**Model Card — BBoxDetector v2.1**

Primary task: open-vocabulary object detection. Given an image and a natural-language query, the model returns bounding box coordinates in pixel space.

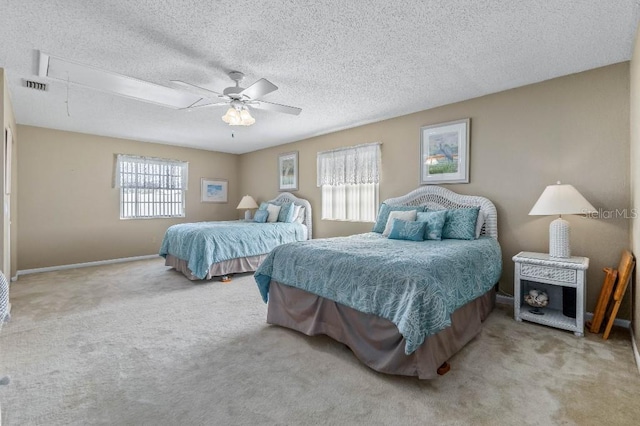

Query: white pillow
[291,204,302,223]
[382,210,417,237]
[295,206,305,224]
[266,203,281,223]
[475,209,485,239]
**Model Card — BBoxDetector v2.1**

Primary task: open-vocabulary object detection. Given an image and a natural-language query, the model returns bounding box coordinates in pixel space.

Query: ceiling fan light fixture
[239,108,255,126]
[222,106,255,126]
[222,107,240,125]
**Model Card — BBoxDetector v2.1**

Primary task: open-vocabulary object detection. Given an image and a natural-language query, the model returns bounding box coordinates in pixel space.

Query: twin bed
[160,192,312,280]
[255,186,502,379]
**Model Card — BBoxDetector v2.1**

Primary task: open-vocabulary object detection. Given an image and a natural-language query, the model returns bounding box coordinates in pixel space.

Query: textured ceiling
[0,1,639,154]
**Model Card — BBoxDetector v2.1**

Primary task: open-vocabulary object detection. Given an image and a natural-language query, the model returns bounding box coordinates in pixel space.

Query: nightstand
[513,251,589,336]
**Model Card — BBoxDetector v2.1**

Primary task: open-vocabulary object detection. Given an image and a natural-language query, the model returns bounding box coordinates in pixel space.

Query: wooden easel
[587,250,634,339]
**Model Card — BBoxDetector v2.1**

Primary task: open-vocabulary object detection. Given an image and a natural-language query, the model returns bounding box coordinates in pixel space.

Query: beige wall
[630,26,640,351]
[17,126,240,270]
[1,69,19,278]
[240,63,631,315]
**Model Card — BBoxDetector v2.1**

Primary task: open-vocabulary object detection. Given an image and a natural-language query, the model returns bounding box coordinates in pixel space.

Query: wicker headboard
[268,192,313,240]
[383,186,498,239]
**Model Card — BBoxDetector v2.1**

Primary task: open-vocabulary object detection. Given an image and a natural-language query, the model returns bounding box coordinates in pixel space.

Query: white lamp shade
[529,183,596,216]
[236,195,259,210]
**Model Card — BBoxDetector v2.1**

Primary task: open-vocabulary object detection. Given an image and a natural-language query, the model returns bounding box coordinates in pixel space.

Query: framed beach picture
[420,118,470,184]
[201,178,228,203]
[278,151,298,191]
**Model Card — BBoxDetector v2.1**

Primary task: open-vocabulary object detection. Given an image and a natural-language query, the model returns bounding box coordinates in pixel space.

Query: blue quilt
[255,233,502,354]
[160,221,306,279]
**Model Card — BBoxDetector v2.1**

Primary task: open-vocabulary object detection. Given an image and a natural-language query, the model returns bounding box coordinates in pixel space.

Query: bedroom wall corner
[16,126,241,270]
[239,63,631,318]
[630,22,640,368]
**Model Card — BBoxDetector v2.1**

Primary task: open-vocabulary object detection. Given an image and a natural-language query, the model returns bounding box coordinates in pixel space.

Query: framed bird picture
[420,118,470,184]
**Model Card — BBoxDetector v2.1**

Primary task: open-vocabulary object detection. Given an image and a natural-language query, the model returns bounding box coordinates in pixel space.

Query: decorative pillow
[475,209,485,239]
[372,204,425,233]
[278,202,296,222]
[295,206,306,224]
[291,204,302,223]
[442,207,480,240]
[258,202,269,211]
[388,219,426,241]
[416,210,447,240]
[382,210,417,237]
[266,203,281,223]
[253,210,269,223]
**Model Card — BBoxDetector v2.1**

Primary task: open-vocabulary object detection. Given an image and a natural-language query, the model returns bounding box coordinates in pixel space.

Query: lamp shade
[529,183,596,216]
[236,195,259,210]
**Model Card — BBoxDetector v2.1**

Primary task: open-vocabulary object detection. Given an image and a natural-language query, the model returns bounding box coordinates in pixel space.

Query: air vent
[23,80,47,91]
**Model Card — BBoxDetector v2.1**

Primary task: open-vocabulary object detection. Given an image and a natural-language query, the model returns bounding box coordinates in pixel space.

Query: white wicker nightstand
[513,252,589,336]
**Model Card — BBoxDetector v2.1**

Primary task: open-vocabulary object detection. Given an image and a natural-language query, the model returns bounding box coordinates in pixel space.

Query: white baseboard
[632,327,640,376]
[494,294,631,329]
[16,254,159,277]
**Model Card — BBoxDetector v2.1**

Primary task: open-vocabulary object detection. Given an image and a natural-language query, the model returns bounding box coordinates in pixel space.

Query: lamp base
[549,217,570,258]
[244,210,252,220]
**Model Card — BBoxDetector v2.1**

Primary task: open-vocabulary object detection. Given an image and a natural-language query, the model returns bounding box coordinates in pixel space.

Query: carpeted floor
[1,258,639,425]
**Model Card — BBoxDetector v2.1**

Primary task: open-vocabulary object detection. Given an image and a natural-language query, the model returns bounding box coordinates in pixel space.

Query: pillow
[278,202,296,222]
[382,210,417,237]
[266,203,281,223]
[253,210,269,223]
[258,202,269,211]
[372,204,425,233]
[475,209,485,239]
[388,219,426,241]
[442,207,480,240]
[291,204,302,223]
[295,206,306,224]
[416,210,447,240]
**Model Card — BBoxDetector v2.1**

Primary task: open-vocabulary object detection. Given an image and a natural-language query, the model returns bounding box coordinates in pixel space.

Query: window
[115,155,188,219]
[317,143,380,222]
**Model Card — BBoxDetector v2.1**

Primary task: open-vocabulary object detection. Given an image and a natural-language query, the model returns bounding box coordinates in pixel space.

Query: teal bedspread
[255,233,502,354]
[160,221,306,279]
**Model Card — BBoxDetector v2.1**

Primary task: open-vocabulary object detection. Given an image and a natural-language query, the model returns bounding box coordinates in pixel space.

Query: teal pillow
[258,202,269,211]
[277,202,296,223]
[372,204,425,233]
[388,219,426,241]
[442,207,480,240]
[254,210,268,223]
[416,210,447,240]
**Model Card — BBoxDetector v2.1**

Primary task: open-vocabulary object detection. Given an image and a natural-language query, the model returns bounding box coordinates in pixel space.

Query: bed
[160,192,312,280]
[254,186,502,379]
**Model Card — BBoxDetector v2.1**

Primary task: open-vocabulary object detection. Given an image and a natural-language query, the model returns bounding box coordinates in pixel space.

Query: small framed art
[201,178,228,203]
[420,118,470,184]
[278,151,298,191]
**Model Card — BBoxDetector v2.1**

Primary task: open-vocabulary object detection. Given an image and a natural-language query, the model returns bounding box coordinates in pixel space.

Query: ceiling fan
[171,71,302,126]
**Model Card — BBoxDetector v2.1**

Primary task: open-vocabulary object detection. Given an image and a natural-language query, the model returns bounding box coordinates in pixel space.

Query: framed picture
[420,118,470,184]
[278,151,298,191]
[201,178,228,203]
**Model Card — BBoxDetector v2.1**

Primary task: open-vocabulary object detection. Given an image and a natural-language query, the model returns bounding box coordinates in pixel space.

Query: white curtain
[115,154,188,190]
[318,143,380,222]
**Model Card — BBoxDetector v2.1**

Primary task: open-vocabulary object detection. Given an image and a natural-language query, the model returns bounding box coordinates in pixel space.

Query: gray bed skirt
[267,281,496,379]
[164,254,267,280]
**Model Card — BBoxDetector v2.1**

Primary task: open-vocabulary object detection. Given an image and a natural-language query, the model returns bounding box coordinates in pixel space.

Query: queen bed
[160,192,312,280]
[255,186,502,379]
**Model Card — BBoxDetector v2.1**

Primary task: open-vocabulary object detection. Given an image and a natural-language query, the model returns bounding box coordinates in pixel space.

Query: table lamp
[237,195,259,220]
[529,182,596,258]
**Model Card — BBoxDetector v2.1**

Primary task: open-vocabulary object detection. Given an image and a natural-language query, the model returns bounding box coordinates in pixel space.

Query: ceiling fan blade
[170,80,228,100]
[179,101,229,111]
[240,78,278,100]
[252,100,302,116]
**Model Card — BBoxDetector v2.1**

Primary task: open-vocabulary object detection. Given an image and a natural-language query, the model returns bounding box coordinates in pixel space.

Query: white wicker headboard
[383,186,498,239]
[268,192,313,240]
